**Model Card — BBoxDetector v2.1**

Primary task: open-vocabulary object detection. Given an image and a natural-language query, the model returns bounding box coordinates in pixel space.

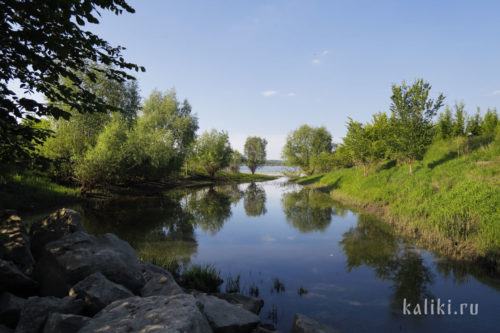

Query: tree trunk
[363,165,367,177]
[408,158,413,175]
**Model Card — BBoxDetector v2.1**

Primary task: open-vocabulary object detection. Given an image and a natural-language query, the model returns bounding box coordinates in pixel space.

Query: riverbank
[0,171,278,212]
[0,208,337,332]
[293,136,500,272]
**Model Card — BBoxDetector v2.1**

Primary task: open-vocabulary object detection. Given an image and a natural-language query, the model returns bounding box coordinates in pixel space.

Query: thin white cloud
[312,59,320,64]
[490,90,500,96]
[261,90,278,97]
[287,92,296,97]
[321,50,329,55]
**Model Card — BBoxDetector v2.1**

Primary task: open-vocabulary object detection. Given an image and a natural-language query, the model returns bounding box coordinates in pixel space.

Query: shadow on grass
[317,176,342,193]
[377,159,397,171]
[427,151,457,169]
[296,175,323,185]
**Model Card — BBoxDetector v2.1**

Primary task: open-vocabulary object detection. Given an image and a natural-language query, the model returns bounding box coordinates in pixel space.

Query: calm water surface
[33,178,500,332]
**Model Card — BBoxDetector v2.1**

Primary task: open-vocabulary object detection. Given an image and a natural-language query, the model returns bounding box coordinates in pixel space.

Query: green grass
[295,134,500,262]
[0,171,80,212]
[180,264,224,293]
[214,171,278,183]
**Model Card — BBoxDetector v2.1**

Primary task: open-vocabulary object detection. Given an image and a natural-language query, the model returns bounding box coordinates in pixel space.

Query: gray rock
[43,313,90,333]
[216,293,264,315]
[141,261,176,281]
[291,314,339,333]
[0,260,38,296]
[140,262,183,297]
[196,294,260,333]
[0,292,25,328]
[0,213,34,274]
[30,209,85,260]
[69,272,134,315]
[79,294,212,333]
[15,296,84,333]
[35,231,145,296]
[252,326,281,333]
[0,324,13,333]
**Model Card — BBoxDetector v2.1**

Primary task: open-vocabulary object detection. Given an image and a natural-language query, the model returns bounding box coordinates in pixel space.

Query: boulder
[252,326,281,333]
[43,313,91,333]
[291,314,339,333]
[196,294,261,333]
[29,209,85,259]
[141,261,176,282]
[0,292,25,328]
[140,262,183,297]
[0,213,34,274]
[216,293,264,315]
[79,294,212,333]
[0,260,38,296]
[15,296,84,333]
[35,231,145,296]
[0,325,13,333]
[69,272,134,316]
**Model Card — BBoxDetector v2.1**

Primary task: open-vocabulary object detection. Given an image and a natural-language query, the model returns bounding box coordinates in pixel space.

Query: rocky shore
[0,208,338,333]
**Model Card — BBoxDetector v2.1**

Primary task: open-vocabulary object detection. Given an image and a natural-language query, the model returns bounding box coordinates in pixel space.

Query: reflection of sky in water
[53,177,500,333]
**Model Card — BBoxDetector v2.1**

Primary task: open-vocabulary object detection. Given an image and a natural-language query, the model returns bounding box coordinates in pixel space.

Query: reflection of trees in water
[244,182,267,217]
[281,188,343,233]
[215,184,244,206]
[187,187,232,235]
[435,260,500,292]
[340,214,435,310]
[76,196,199,266]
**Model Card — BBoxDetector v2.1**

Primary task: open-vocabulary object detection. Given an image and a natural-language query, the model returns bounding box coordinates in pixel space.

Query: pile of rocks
[0,209,338,333]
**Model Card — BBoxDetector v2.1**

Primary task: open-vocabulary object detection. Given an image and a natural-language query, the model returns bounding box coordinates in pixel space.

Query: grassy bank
[294,135,500,266]
[0,171,80,212]
[0,170,277,212]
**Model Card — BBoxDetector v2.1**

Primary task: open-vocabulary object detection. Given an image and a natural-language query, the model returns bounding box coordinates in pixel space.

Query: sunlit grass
[0,171,79,211]
[296,135,500,259]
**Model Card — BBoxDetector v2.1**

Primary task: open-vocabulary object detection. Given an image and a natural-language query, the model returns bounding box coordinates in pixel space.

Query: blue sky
[87,0,500,159]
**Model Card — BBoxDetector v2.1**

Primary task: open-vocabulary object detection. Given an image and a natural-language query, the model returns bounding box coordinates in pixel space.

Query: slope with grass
[295,135,500,267]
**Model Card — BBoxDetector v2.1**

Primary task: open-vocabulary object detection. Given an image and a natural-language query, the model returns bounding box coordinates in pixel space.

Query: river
[31,177,500,332]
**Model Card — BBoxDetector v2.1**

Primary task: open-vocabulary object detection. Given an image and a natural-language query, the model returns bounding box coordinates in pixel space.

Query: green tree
[282,125,333,173]
[482,108,499,136]
[127,89,198,178]
[244,136,267,174]
[466,108,483,136]
[39,70,140,180]
[343,119,371,176]
[194,130,232,177]
[76,114,129,189]
[452,103,466,137]
[229,150,243,174]
[310,151,335,173]
[436,107,453,139]
[367,112,391,161]
[1,0,144,165]
[330,144,354,169]
[389,79,445,175]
